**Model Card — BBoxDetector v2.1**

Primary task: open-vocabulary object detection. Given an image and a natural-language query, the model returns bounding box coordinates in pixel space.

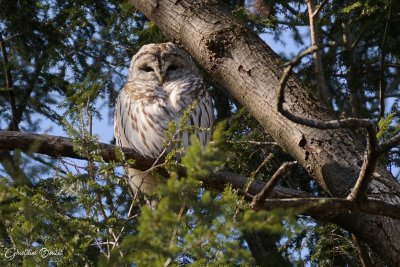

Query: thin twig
[165,200,187,266]
[8,53,45,131]
[234,154,274,216]
[0,34,18,130]
[280,42,336,68]
[113,199,139,249]
[378,0,392,119]
[86,96,93,137]
[224,140,278,146]
[169,200,186,249]
[342,22,362,117]
[305,1,331,106]
[378,133,400,154]
[245,154,274,193]
[250,161,297,210]
[312,0,329,17]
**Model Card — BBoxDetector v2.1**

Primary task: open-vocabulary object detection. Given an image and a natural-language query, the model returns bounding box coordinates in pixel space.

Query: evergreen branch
[1,130,400,220]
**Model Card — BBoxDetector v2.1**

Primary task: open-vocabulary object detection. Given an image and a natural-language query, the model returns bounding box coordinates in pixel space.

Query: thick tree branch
[0,131,155,170]
[1,130,400,221]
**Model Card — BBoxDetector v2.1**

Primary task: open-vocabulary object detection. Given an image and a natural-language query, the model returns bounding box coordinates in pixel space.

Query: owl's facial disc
[129,43,196,86]
[134,55,163,84]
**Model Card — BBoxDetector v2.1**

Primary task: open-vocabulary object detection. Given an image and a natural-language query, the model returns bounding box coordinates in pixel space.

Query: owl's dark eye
[167,65,178,71]
[141,66,154,72]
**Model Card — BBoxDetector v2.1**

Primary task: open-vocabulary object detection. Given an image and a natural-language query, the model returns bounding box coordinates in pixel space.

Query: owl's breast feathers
[115,76,211,158]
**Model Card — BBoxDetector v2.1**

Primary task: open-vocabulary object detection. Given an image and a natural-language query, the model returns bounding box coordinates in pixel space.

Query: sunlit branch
[277,42,378,203]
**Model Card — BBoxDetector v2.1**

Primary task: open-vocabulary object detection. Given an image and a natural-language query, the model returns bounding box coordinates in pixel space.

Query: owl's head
[128,42,199,85]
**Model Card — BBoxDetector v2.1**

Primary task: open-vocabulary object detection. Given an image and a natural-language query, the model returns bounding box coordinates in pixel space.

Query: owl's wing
[114,83,171,158]
[190,90,213,146]
[167,77,213,147]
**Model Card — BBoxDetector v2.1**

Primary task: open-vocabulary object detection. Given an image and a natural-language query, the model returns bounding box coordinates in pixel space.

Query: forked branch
[277,42,399,204]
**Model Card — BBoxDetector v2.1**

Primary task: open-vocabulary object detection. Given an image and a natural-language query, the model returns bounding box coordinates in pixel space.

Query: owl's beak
[157,72,165,85]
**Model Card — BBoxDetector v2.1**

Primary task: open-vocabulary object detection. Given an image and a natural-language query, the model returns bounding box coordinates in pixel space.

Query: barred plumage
[114,43,213,194]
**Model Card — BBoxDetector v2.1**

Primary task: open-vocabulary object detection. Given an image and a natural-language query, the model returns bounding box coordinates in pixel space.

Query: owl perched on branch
[114,42,213,194]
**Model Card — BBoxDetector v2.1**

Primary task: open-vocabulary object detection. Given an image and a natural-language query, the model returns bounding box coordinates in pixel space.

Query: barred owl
[114,42,213,194]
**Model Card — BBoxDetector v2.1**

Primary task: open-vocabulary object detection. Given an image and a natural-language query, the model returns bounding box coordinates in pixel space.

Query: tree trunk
[130,0,400,265]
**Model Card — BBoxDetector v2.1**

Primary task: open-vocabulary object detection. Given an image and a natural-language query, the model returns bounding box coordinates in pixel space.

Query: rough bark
[0,131,304,198]
[0,131,155,170]
[130,0,400,264]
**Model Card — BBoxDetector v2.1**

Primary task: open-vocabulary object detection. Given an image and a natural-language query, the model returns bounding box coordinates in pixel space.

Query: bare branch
[277,43,378,203]
[0,130,155,170]
[224,140,278,146]
[305,0,331,107]
[379,0,393,119]
[312,0,329,17]
[378,133,400,154]
[250,161,297,210]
